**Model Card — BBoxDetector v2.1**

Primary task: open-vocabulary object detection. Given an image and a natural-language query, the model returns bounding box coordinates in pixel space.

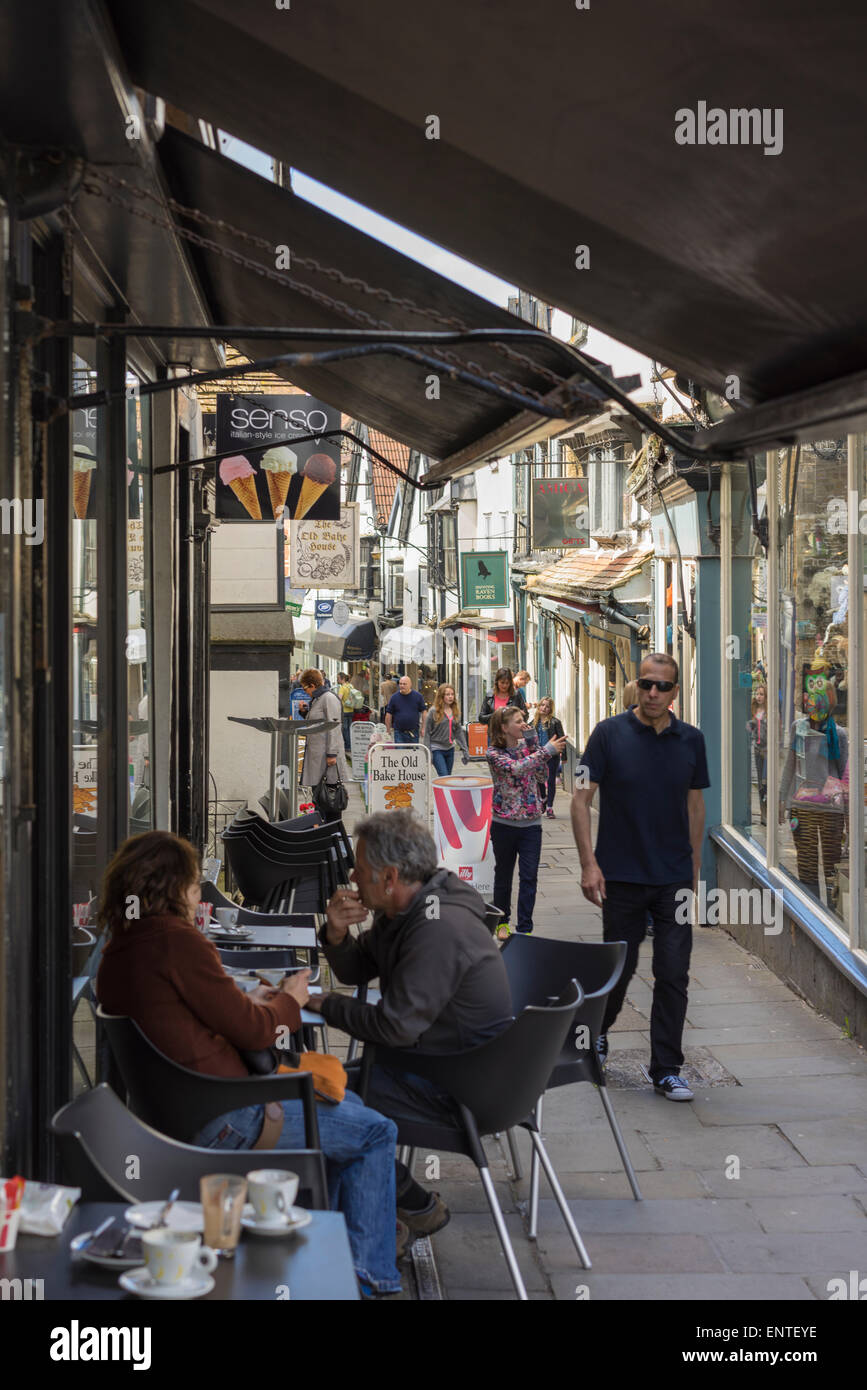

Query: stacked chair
[221,810,353,914]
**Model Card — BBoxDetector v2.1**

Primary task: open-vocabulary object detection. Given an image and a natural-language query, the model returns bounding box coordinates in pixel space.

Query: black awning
[155,127,624,468]
[109,0,867,443]
[312,620,377,662]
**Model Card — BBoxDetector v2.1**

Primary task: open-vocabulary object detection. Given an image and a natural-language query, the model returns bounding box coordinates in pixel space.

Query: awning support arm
[48,322,739,465]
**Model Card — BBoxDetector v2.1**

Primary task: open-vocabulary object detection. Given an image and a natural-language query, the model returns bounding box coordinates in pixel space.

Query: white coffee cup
[246,1169,299,1224]
[215,907,239,928]
[141,1228,218,1286]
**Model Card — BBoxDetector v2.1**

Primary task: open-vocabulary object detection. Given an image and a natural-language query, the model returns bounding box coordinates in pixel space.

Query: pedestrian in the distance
[299,668,349,820]
[622,680,639,709]
[571,653,709,1101]
[486,706,565,938]
[479,668,526,724]
[385,675,426,745]
[423,684,469,775]
[379,673,398,724]
[534,697,566,817]
[337,671,355,752]
[514,669,535,711]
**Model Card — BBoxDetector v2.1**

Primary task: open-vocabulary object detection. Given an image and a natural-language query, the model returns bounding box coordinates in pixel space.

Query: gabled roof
[526,545,652,601]
[366,430,408,528]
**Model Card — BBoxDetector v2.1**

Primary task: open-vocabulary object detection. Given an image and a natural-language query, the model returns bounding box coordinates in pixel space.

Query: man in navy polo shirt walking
[571,653,709,1101]
[385,674,427,745]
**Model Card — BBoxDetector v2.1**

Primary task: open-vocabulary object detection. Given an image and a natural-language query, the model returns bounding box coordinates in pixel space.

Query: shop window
[440,513,458,588]
[387,559,404,612]
[734,460,768,851]
[775,440,850,926]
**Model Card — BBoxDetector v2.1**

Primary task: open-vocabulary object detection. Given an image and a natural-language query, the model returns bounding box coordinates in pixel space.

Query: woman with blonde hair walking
[534,697,566,817]
[422,683,469,776]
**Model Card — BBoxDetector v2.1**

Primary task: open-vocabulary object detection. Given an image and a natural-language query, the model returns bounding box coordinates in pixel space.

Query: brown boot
[397,1192,451,1237]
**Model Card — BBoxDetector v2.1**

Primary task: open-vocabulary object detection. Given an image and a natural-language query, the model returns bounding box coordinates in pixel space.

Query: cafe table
[3,1202,359,1300]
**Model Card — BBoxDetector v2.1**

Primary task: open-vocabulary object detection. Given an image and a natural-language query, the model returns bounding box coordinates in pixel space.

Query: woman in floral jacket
[485,706,565,937]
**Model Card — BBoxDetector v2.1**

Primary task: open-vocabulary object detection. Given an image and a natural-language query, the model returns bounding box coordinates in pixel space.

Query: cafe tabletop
[212,923,320,949]
[3,1202,359,1301]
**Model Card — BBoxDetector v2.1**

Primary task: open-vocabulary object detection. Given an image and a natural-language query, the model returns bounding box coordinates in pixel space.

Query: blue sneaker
[653,1074,694,1101]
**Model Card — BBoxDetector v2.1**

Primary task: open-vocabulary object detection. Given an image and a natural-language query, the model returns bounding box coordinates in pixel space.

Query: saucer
[241,1204,312,1236]
[119,1267,214,1300]
[71,1230,143,1270]
[124,1201,203,1232]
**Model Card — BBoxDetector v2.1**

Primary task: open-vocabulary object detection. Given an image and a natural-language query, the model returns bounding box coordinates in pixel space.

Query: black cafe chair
[500,936,643,1227]
[222,832,332,914]
[96,1006,321,1150]
[355,980,589,1300]
[224,813,350,890]
[52,1084,329,1209]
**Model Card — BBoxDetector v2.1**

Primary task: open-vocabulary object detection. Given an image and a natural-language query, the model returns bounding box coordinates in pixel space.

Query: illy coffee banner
[216,394,342,522]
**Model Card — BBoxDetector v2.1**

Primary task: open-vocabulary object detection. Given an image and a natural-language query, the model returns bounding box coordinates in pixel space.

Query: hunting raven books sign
[216,394,341,522]
[530,476,589,549]
[460,551,509,608]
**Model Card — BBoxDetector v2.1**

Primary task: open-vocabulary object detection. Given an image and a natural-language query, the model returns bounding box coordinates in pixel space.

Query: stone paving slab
[638,1124,808,1170]
[709,1231,867,1275]
[745,1195,867,1233]
[430,1213,551,1292]
[533,1196,764,1235]
[776,1118,867,1166]
[550,1272,816,1300]
[690,1075,867,1125]
[514,1168,707,1201]
[698,1164,867,1199]
[537,1230,728,1273]
[702,1041,867,1081]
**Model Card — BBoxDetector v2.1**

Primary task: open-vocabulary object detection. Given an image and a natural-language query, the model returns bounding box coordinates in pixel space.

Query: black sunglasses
[637,677,676,693]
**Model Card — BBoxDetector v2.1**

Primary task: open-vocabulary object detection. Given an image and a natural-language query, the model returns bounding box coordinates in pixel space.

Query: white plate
[241,1204,312,1236]
[70,1230,143,1270]
[124,1202,203,1233]
[119,1267,214,1301]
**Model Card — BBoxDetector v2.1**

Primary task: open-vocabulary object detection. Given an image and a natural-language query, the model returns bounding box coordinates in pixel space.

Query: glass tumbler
[200,1174,247,1259]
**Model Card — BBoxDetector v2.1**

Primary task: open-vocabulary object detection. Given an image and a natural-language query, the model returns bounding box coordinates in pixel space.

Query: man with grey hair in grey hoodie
[305,810,513,1240]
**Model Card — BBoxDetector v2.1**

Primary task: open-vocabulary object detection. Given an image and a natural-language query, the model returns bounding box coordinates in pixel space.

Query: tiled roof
[367,430,409,527]
[525,544,651,600]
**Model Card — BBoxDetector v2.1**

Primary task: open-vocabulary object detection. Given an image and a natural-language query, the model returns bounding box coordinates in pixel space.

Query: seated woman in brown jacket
[96,830,400,1297]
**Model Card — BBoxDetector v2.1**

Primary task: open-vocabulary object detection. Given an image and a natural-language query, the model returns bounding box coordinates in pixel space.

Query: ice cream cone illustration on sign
[219,454,262,520]
[260,445,297,519]
[296,453,337,519]
[73,444,97,518]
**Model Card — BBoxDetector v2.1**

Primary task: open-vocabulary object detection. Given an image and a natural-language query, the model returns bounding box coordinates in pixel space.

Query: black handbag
[312,771,348,820]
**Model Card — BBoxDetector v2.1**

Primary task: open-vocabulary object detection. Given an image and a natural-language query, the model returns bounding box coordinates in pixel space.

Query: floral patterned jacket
[485,736,556,821]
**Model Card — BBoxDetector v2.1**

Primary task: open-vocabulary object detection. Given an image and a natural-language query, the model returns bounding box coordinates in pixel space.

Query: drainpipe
[598,597,645,636]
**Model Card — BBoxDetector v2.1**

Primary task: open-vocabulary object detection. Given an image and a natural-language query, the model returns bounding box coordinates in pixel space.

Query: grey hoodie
[319,868,513,1051]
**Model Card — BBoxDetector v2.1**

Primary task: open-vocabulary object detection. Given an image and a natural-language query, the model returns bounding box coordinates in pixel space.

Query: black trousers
[601,879,692,1083]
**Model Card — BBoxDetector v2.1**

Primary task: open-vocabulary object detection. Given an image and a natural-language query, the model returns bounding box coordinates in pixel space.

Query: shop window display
[776,440,850,923]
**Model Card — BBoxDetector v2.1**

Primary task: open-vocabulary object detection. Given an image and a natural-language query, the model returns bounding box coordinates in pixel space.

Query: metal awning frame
[44,320,867,478]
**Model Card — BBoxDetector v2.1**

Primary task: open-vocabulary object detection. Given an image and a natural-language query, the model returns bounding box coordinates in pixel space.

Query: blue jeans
[194,1091,400,1293]
[490,821,543,933]
[431,748,454,777]
[394,729,418,744]
[341,712,353,751]
[545,756,560,809]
